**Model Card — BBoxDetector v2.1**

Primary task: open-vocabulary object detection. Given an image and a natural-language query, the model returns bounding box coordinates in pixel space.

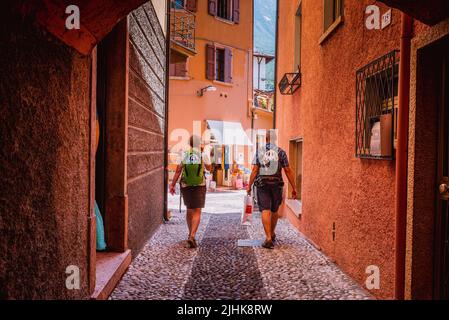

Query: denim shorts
[256,184,284,212]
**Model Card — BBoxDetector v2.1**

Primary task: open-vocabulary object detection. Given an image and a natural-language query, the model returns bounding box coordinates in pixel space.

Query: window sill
[286,199,302,217]
[213,80,233,87]
[170,76,191,81]
[215,16,235,25]
[252,106,274,114]
[318,15,344,45]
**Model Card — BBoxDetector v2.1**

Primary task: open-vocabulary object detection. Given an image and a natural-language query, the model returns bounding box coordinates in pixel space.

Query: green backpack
[182,150,204,186]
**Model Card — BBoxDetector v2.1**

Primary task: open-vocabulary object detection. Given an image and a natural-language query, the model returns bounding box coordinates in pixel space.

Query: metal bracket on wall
[278,69,302,95]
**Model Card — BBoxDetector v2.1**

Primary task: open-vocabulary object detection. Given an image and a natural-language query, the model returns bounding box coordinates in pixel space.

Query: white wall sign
[381,9,392,29]
[365,5,392,30]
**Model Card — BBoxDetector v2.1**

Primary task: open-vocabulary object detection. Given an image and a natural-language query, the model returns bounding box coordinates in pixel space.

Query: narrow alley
[111,191,372,300]
[2,0,449,304]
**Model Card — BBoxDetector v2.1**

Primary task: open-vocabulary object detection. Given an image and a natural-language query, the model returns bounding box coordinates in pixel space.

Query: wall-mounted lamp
[197,85,217,97]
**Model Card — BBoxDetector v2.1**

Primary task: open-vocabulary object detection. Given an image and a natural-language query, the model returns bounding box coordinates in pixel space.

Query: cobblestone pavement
[111,191,373,300]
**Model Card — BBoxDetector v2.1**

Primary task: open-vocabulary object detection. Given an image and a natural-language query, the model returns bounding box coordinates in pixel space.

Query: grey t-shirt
[252,143,289,186]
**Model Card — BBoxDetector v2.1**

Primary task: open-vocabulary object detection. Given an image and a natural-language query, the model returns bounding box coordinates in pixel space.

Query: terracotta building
[0,0,169,299]
[276,0,449,299]
[168,0,272,186]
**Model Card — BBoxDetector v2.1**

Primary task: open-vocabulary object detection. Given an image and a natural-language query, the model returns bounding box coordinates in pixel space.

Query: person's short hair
[266,129,278,142]
[189,135,201,148]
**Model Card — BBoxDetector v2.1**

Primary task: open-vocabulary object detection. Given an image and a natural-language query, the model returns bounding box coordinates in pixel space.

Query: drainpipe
[394,13,413,300]
[273,0,280,129]
[163,0,171,221]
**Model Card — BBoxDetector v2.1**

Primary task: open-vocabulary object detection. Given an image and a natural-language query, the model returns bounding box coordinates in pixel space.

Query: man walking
[247,130,297,249]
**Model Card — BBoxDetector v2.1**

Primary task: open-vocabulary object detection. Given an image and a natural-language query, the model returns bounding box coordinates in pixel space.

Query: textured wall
[127,2,167,255]
[277,0,403,299]
[0,11,91,299]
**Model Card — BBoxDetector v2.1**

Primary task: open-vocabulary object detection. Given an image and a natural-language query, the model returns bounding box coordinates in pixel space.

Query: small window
[206,44,233,83]
[172,0,185,9]
[324,0,343,31]
[294,3,302,70]
[356,50,399,159]
[208,0,240,24]
[172,0,197,12]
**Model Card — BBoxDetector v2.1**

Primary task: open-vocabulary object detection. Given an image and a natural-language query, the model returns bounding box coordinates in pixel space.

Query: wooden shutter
[208,0,217,16]
[170,62,187,77]
[186,0,198,12]
[224,47,232,83]
[176,62,187,77]
[233,0,240,23]
[324,0,335,30]
[206,44,216,80]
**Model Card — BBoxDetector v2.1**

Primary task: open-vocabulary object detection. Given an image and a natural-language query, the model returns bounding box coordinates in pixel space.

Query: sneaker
[272,234,276,243]
[262,239,274,249]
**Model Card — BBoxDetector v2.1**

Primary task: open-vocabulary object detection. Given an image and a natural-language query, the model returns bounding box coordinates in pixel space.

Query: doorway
[435,52,449,300]
[90,19,131,299]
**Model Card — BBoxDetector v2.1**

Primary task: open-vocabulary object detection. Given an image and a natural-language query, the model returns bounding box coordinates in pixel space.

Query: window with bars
[356,50,399,159]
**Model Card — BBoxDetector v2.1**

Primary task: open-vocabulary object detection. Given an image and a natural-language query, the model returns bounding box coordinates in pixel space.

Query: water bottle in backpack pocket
[182,149,204,187]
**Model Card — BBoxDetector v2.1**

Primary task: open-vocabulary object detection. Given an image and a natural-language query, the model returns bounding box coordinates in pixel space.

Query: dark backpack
[255,147,284,188]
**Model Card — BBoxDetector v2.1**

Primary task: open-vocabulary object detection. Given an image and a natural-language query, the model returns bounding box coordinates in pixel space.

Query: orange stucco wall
[275,0,432,299]
[169,0,255,166]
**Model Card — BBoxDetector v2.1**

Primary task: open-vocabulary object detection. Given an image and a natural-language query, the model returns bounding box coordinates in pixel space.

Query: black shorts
[256,185,284,213]
[181,186,206,209]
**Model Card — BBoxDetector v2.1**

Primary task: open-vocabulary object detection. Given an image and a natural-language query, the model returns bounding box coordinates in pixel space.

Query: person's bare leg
[261,210,273,241]
[271,211,279,239]
[189,208,202,238]
[186,209,193,236]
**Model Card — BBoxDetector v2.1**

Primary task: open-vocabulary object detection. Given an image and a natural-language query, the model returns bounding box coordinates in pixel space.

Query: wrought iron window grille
[356,50,400,160]
[278,68,302,95]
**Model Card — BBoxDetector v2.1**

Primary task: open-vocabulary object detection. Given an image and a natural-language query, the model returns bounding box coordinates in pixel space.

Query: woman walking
[170,136,212,248]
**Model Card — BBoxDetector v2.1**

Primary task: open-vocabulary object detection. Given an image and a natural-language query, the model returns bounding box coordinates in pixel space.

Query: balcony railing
[170,0,196,53]
[278,69,302,95]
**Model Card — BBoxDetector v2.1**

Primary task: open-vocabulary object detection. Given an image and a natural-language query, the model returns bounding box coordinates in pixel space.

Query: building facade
[168,0,263,187]
[0,0,168,299]
[276,0,449,299]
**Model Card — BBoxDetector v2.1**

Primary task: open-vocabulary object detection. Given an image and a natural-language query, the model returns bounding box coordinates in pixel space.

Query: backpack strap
[183,151,190,177]
[197,151,203,176]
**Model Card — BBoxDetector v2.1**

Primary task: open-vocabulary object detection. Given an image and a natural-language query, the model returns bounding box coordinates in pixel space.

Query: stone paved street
[111,191,373,300]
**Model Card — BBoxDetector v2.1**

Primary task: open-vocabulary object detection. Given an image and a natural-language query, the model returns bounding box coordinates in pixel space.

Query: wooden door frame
[434,51,449,300]
[88,18,130,295]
